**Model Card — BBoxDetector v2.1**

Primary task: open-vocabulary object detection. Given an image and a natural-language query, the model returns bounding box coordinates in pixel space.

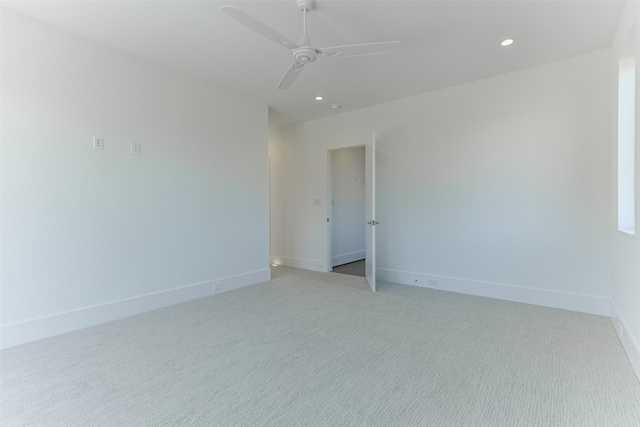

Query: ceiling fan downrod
[294,0,316,64]
[298,0,313,39]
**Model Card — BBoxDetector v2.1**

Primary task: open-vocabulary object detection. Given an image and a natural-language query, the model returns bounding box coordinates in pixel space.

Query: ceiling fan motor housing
[294,45,317,64]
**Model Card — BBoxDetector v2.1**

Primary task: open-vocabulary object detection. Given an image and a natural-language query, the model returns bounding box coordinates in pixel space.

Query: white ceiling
[2,0,625,126]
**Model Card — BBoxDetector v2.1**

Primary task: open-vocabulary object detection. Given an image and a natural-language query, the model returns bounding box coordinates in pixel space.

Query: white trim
[332,251,366,268]
[611,301,640,381]
[613,1,639,55]
[377,268,610,316]
[327,149,333,274]
[0,269,271,349]
[270,255,325,271]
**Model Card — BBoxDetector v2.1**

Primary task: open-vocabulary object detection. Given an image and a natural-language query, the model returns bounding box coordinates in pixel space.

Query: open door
[365,132,376,292]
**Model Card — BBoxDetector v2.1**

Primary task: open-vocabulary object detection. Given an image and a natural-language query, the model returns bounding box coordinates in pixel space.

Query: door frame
[364,132,376,291]
[326,144,366,273]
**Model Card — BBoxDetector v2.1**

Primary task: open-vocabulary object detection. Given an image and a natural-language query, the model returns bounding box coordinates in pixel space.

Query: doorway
[329,147,366,277]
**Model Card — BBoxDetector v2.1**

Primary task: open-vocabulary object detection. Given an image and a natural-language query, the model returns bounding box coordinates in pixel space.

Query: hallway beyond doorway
[332,259,365,277]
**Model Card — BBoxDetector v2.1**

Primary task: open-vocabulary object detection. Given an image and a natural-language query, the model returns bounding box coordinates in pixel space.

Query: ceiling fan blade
[221,5,298,50]
[278,62,305,90]
[320,41,401,58]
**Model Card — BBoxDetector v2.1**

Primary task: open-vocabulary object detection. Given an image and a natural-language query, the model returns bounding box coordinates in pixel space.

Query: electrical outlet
[213,282,223,292]
[427,278,438,287]
[93,137,104,150]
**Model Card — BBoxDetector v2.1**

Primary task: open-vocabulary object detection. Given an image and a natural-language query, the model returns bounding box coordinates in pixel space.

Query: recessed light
[315,96,323,101]
[330,104,341,110]
[501,38,515,47]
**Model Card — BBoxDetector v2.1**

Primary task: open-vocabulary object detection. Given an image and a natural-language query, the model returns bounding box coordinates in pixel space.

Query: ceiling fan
[221,0,401,89]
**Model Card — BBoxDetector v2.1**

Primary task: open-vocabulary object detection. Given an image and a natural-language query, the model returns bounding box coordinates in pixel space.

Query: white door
[365,132,376,292]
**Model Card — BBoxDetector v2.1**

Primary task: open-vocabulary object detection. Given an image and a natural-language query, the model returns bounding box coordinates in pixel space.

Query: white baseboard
[332,251,365,267]
[0,269,271,349]
[610,301,640,381]
[271,255,325,272]
[377,268,610,316]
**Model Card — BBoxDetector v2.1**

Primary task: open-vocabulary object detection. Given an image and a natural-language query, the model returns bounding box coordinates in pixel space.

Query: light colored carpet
[2,266,639,426]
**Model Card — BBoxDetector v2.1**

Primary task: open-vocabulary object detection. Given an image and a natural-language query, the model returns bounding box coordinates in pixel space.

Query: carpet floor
[2,266,639,426]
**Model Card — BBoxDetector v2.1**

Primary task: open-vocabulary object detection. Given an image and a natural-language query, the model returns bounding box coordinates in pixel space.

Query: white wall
[1,10,270,348]
[269,120,299,268]
[330,147,365,267]
[611,0,640,380]
[271,49,613,316]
